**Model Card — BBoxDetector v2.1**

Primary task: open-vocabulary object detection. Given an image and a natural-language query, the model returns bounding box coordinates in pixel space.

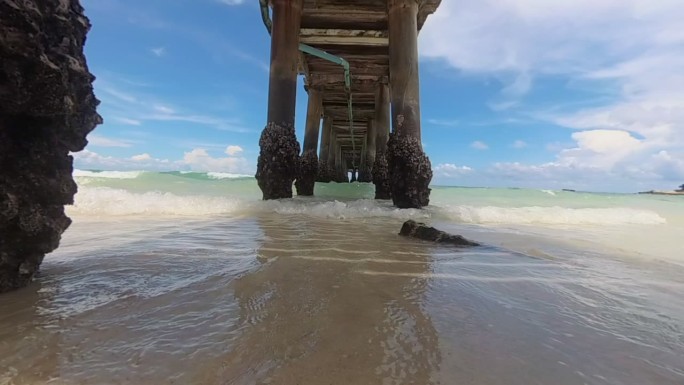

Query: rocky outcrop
[399,220,480,247]
[372,150,391,200]
[387,133,432,208]
[295,149,317,196]
[255,123,300,199]
[0,0,102,292]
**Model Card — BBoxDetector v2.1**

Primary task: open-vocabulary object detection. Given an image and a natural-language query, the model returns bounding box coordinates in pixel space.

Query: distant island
[638,184,684,195]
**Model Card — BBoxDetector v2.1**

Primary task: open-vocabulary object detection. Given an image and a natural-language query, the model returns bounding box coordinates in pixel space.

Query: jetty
[256,0,441,208]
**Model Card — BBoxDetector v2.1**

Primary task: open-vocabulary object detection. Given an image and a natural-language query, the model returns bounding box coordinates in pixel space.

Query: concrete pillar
[295,88,322,196]
[317,116,332,182]
[334,143,342,182]
[387,0,432,208]
[359,119,376,182]
[373,82,391,199]
[256,0,303,200]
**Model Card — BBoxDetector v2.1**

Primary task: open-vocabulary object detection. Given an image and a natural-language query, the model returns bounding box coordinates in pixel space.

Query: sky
[75,0,684,192]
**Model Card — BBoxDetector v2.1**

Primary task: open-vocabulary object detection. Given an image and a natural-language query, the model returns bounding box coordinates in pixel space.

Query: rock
[399,220,480,247]
[387,132,432,208]
[372,150,391,200]
[295,149,318,196]
[0,0,102,293]
[255,122,300,199]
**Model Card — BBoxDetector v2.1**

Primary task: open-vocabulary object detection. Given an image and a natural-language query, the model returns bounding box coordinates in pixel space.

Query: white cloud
[225,145,243,156]
[471,141,489,150]
[73,148,252,174]
[182,148,249,173]
[87,134,135,148]
[434,164,473,178]
[151,47,166,57]
[217,0,244,4]
[131,153,152,161]
[421,0,684,189]
[114,117,142,126]
[511,140,527,149]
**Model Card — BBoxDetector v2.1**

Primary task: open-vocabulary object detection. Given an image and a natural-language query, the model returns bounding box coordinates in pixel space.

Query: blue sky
[76,0,684,192]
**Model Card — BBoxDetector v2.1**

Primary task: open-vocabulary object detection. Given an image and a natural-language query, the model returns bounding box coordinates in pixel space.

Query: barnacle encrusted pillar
[295,88,322,196]
[387,0,432,208]
[373,82,391,199]
[317,116,332,182]
[256,0,303,199]
[0,0,102,292]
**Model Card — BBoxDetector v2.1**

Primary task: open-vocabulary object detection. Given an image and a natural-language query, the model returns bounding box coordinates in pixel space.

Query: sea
[1,170,683,384]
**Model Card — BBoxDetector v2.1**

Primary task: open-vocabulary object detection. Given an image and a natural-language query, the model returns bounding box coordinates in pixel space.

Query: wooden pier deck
[299,0,441,171]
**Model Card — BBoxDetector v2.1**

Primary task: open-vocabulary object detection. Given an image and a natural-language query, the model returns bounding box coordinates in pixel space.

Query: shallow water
[2,213,684,384]
[1,173,684,384]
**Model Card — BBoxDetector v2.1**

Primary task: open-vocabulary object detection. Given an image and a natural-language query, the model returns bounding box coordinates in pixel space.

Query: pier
[256,0,441,208]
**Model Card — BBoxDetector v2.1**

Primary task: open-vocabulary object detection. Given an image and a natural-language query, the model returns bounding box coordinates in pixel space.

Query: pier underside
[257,0,439,207]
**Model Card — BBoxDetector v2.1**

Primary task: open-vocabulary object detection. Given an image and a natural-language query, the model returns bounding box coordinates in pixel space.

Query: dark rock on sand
[0,0,102,292]
[399,220,480,247]
[256,122,300,199]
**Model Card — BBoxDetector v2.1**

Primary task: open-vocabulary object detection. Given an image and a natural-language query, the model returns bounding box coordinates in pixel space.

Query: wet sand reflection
[210,216,442,385]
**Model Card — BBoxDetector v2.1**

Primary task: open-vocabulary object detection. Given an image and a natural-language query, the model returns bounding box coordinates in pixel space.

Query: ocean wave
[207,172,253,180]
[67,186,667,226]
[438,205,667,225]
[265,199,429,220]
[68,187,245,216]
[73,170,144,179]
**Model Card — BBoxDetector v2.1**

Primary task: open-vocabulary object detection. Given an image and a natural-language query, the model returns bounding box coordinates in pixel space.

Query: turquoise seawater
[1,169,682,384]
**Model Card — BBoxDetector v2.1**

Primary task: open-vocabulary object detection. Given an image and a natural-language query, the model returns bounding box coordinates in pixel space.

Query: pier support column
[359,119,376,182]
[328,130,338,182]
[387,0,432,208]
[317,116,333,182]
[373,82,392,199]
[256,0,303,200]
[295,88,322,196]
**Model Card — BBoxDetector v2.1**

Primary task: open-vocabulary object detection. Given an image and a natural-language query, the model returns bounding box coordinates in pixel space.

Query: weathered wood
[267,0,303,126]
[319,116,332,162]
[303,88,322,152]
[388,0,421,140]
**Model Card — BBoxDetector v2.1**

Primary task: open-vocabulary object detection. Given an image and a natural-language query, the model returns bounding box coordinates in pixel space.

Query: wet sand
[1,215,683,384]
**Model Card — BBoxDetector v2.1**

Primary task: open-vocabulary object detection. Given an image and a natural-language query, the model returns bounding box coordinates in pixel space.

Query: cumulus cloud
[471,141,489,150]
[182,148,248,173]
[131,153,152,161]
[225,145,243,156]
[421,0,684,189]
[434,164,473,178]
[73,146,251,174]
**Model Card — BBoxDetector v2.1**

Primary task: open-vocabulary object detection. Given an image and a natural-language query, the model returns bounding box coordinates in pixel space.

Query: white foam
[207,172,253,180]
[68,187,245,216]
[264,199,430,220]
[74,170,144,179]
[438,205,667,225]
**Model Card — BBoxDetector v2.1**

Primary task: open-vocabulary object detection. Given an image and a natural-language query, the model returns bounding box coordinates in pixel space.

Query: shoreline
[638,190,684,196]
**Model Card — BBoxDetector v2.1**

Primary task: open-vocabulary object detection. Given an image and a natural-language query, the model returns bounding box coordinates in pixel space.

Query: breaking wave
[68,186,667,226]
